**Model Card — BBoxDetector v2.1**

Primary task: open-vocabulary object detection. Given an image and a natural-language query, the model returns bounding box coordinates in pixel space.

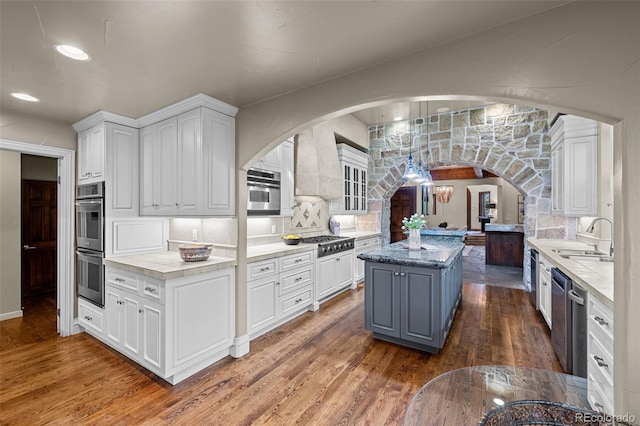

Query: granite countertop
[485,224,524,233]
[420,229,467,238]
[104,251,237,281]
[357,236,464,269]
[340,230,381,239]
[528,238,613,309]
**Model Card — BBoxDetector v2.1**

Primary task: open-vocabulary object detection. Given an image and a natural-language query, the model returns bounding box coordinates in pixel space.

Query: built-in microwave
[247,168,281,216]
[76,182,104,252]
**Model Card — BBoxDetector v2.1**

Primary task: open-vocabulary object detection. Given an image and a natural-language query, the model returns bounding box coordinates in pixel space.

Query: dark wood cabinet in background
[485,231,524,267]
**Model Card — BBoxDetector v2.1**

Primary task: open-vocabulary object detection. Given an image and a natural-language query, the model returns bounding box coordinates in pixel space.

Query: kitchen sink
[552,249,605,256]
[559,254,614,263]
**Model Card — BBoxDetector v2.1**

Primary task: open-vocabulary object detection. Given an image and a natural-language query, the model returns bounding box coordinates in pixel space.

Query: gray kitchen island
[357,237,464,353]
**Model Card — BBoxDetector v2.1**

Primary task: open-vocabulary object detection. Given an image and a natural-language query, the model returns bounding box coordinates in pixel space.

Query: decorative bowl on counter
[282,235,301,245]
[178,244,213,262]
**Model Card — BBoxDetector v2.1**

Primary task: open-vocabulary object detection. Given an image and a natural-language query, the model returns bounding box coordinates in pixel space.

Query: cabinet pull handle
[400,272,406,277]
[593,355,608,369]
[175,203,180,208]
[276,282,280,286]
[594,402,604,411]
[294,259,302,263]
[594,316,609,327]
[336,258,341,261]
[145,287,157,294]
[259,267,270,272]
[295,277,303,282]
[139,309,143,314]
[115,278,125,283]
[295,298,303,303]
[393,272,400,276]
[84,315,92,321]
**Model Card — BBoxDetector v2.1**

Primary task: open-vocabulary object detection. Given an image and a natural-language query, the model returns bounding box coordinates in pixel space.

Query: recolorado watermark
[575,412,636,424]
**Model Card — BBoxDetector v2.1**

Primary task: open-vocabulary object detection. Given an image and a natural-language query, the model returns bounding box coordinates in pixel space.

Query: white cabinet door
[551,142,564,215]
[106,123,138,214]
[176,109,201,214]
[317,255,337,299]
[78,124,105,184]
[280,140,295,216]
[258,145,281,172]
[122,294,142,361]
[538,256,552,329]
[248,275,279,334]
[201,107,235,215]
[139,125,157,215]
[335,251,354,288]
[141,300,163,372]
[105,286,123,346]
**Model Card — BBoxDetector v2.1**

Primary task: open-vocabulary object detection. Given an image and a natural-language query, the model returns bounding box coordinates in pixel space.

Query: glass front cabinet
[330,144,369,215]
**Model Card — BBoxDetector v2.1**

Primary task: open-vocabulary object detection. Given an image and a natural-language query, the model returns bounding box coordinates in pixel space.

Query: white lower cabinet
[79,265,235,384]
[537,254,552,329]
[317,251,354,301]
[247,250,315,338]
[587,296,614,414]
[354,235,381,284]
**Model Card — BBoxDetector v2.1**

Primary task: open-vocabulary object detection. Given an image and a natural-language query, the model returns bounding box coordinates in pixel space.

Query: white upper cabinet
[549,115,598,217]
[254,145,282,172]
[105,123,139,215]
[140,106,235,216]
[330,143,369,215]
[78,124,105,184]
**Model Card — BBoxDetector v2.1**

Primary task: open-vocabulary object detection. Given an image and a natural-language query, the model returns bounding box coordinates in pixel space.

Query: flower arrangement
[402,213,428,230]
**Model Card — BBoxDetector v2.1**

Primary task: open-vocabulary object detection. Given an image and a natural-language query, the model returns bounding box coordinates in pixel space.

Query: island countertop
[357,236,464,268]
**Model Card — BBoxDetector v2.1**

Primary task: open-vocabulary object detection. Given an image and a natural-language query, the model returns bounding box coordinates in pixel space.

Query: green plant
[402,213,427,230]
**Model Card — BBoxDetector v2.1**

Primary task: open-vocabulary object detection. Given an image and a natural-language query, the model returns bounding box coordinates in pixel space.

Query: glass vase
[408,228,421,250]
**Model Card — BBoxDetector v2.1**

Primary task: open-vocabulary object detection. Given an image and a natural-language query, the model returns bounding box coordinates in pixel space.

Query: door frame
[0,139,76,337]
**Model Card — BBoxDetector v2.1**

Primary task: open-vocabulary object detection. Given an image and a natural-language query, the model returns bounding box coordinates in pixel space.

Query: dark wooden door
[22,180,57,299]
[390,187,416,243]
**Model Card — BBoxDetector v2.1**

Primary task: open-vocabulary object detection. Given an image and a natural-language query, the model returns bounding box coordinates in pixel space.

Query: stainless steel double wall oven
[76,182,105,307]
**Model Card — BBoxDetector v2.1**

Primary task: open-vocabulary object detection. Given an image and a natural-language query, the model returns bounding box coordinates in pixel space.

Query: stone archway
[361,103,575,246]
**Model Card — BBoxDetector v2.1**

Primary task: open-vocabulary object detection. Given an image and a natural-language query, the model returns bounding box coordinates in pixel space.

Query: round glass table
[404,366,593,425]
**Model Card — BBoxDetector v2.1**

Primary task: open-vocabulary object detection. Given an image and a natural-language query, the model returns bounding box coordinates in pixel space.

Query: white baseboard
[0,310,23,321]
[230,334,250,358]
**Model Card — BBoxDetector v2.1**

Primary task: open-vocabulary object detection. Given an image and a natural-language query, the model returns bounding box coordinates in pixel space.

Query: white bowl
[178,244,213,262]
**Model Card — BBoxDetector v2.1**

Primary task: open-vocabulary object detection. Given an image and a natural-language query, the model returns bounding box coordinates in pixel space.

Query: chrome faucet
[586,217,614,257]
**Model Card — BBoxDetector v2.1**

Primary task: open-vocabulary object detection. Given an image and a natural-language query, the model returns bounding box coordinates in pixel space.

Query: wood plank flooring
[0,283,561,425]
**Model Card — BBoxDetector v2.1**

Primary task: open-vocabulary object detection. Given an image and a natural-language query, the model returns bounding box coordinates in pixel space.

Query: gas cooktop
[301,235,355,257]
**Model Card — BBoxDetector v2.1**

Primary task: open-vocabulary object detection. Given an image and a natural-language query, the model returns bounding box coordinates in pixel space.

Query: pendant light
[420,101,434,186]
[402,102,418,179]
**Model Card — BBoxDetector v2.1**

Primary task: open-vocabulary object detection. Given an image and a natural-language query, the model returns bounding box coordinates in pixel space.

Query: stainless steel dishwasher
[551,268,571,374]
[569,282,587,378]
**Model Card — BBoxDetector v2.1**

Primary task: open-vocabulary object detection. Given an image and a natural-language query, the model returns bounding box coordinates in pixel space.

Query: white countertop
[246,231,381,263]
[527,238,613,309]
[104,251,237,281]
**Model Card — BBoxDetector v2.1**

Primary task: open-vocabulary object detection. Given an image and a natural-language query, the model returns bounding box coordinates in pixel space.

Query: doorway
[21,154,59,339]
[390,186,416,243]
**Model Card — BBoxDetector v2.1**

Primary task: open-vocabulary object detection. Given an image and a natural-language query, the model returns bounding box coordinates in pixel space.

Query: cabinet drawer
[78,299,104,334]
[280,251,313,272]
[588,329,614,387]
[247,258,278,280]
[280,266,313,295]
[588,297,613,342]
[281,288,312,316]
[141,278,164,304]
[356,236,380,250]
[587,363,614,414]
[106,267,138,292]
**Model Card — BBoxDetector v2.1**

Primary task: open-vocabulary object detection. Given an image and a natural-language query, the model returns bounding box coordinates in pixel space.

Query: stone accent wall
[365,103,576,244]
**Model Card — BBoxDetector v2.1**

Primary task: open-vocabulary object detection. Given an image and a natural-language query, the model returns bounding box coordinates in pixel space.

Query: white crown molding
[136,93,238,128]
[72,110,138,132]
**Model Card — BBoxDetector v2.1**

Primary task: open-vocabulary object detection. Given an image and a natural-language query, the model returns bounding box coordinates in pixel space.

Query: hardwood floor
[0,284,561,425]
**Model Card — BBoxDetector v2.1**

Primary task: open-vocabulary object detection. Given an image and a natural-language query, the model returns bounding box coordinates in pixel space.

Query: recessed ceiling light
[11,92,39,102]
[394,116,403,121]
[437,107,450,113]
[55,44,91,61]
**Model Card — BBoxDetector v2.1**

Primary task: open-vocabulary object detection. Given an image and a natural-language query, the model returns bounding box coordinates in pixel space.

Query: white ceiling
[0,1,567,126]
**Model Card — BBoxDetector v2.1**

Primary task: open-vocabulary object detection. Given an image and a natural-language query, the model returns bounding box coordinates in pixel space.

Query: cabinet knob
[276,282,280,286]
[84,315,92,321]
[594,316,609,327]
[393,272,399,276]
[175,202,180,208]
[139,309,143,314]
[400,272,406,277]
[593,355,609,369]
[336,258,341,262]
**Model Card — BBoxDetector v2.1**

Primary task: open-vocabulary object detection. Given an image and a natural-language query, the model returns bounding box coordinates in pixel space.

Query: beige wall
[0,108,76,150]
[235,2,639,415]
[0,150,22,319]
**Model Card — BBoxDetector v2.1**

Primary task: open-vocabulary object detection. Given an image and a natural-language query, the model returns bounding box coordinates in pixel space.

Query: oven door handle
[75,200,102,206]
[76,248,104,258]
[248,182,280,190]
